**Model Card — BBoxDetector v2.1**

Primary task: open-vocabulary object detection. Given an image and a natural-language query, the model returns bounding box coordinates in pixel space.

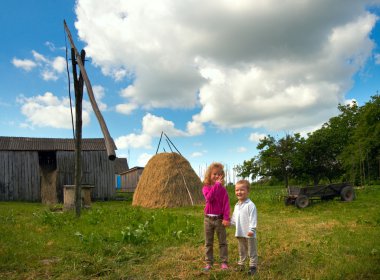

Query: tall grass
[0,186,379,279]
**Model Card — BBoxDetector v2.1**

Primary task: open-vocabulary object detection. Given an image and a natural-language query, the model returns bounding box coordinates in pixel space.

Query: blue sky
[1,0,380,180]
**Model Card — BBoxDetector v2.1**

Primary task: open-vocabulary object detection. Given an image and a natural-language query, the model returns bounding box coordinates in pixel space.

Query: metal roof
[0,136,115,151]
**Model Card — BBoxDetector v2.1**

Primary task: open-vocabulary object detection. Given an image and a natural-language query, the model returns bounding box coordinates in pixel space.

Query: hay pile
[132,152,204,208]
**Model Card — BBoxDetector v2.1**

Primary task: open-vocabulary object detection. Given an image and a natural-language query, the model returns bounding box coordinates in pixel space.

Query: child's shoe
[248,266,257,275]
[235,265,245,272]
[202,264,212,271]
[221,263,228,270]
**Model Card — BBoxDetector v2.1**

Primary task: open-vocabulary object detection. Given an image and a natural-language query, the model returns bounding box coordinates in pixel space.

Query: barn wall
[56,151,115,201]
[0,151,40,201]
[120,169,143,192]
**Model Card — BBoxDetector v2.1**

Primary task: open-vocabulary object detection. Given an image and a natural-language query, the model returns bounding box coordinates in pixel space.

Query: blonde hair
[203,162,225,185]
[236,179,250,192]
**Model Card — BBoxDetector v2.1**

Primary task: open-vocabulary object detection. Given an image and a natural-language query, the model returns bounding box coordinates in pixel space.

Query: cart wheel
[340,186,354,201]
[284,197,292,206]
[295,195,309,208]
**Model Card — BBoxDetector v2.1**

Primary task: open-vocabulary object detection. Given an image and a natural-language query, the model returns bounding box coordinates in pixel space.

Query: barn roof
[0,136,115,151]
[120,166,144,175]
[114,157,129,174]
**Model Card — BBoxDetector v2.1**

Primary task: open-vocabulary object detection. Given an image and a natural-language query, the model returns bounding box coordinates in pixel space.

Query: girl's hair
[203,162,225,185]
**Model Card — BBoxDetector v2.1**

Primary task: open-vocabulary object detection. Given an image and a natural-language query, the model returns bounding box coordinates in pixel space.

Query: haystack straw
[132,152,204,208]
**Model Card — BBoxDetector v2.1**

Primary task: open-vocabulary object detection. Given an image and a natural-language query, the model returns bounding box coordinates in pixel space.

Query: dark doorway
[38,151,58,204]
[38,151,57,171]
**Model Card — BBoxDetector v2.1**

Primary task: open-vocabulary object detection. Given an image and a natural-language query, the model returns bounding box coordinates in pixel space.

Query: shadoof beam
[63,20,116,160]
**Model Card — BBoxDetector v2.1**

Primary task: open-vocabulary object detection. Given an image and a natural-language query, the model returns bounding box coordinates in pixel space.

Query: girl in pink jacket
[202,162,230,271]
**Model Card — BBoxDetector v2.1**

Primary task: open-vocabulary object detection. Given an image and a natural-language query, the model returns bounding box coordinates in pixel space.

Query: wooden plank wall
[120,169,144,192]
[57,151,116,201]
[0,151,40,201]
[0,150,115,202]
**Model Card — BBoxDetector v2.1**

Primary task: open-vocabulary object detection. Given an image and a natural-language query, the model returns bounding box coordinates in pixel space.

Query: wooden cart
[284,182,355,208]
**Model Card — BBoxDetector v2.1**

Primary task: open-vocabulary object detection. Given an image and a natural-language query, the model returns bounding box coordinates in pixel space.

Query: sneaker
[235,265,244,272]
[248,266,257,275]
[203,264,212,271]
[221,263,228,270]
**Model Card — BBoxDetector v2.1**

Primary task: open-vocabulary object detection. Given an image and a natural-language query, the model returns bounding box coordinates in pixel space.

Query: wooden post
[72,48,86,217]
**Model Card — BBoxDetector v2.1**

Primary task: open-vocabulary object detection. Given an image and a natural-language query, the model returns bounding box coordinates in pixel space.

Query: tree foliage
[236,95,380,186]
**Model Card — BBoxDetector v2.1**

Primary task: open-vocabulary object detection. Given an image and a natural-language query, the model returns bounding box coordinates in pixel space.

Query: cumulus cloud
[75,0,379,132]
[249,132,267,143]
[13,50,66,81]
[17,92,90,129]
[137,153,153,166]
[12,58,37,71]
[115,112,197,150]
[115,103,138,115]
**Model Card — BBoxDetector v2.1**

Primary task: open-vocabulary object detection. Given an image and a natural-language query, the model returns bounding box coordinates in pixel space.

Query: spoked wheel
[340,186,355,201]
[295,195,309,208]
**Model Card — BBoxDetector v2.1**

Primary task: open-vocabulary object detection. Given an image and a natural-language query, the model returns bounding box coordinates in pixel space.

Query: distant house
[0,136,119,203]
[114,157,129,189]
[119,166,144,192]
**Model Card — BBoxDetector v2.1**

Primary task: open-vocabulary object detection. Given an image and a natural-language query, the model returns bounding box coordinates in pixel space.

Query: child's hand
[222,220,230,227]
[216,175,224,183]
[247,231,254,237]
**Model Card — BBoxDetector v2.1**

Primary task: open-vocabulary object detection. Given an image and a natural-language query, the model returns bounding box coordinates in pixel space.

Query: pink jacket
[202,181,230,221]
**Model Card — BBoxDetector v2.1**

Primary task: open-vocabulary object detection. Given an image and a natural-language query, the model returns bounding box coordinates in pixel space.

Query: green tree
[256,134,301,187]
[299,102,359,185]
[341,95,380,184]
[233,156,261,181]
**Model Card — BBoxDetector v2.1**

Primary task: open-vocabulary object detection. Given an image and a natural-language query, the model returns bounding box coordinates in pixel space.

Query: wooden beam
[63,20,116,161]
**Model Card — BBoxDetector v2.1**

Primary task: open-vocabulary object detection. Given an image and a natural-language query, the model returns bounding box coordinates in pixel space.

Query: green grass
[0,186,379,279]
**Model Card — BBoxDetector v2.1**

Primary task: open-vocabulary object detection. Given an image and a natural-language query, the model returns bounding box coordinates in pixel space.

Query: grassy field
[0,185,379,279]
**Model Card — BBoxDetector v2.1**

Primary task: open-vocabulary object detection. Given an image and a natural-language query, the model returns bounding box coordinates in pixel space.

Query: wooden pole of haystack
[63,20,116,160]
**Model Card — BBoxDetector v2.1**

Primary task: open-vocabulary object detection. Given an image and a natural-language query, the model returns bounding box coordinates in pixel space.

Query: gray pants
[204,217,228,265]
[237,237,258,267]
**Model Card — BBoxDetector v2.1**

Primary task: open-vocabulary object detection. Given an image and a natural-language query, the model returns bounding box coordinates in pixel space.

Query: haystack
[132,152,204,208]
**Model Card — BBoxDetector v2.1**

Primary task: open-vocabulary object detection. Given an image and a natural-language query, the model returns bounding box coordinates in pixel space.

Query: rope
[64,26,75,139]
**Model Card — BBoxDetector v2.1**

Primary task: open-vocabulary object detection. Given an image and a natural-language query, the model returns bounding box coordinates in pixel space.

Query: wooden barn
[119,166,144,192]
[0,136,118,203]
[114,157,129,189]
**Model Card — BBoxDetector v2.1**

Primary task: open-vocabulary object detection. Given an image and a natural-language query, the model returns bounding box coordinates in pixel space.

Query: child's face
[210,168,223,184]
[235,183,249,202]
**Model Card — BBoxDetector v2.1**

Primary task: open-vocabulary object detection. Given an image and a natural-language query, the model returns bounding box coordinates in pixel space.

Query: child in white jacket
[230,179,258,275]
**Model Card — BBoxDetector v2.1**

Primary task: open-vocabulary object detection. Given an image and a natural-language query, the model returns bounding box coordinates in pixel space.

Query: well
[63,184,94,210]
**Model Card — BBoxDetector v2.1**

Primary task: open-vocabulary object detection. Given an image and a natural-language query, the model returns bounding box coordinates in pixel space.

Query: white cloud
[12,58,37,71]
[91,85,108,111]
[115,133,152,149]
[191,151,203,157]
[115,103,138,115]
[32,50,48,63]
[375,53,380,64]
[142,113,187,137]
[186,118,205,136]
[13,50,66,81]
[115,112,200,150]
[137,153,153,166]
[249,132,266,143]
[52,56,66,73]
[17,92,90,129]
[236,147,247,153]
[75,0,379,132]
